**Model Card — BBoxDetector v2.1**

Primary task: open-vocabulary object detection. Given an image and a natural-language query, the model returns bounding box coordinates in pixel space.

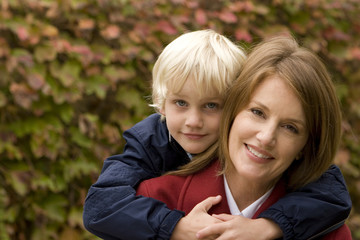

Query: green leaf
[63,157,98,181]
[3,205,19,223]
[68,207,84,227]
[34,43,57,62]
[335,83,349,102]
[116,86,149,116]
[85,75,108,99]
[104,65,136,83]
[70,126,93,148]
[32,174,57,191]
[50,60,81,87]
[91,44,113,64]
[45,75,81,104]
[9,171,30,196]
[0,142,23,160]
[58,104,74,123]
[328,41,348,59]
[39,194,67,222]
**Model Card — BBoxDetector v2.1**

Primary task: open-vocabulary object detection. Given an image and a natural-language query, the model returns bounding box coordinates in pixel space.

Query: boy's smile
[161,77,223,154]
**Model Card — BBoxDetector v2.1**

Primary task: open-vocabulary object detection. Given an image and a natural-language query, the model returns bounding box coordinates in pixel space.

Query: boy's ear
[159,107,165,116]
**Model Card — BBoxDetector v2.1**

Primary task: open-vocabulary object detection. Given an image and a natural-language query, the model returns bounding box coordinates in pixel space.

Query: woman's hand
[196,214,283,240]
[171,196,223,240]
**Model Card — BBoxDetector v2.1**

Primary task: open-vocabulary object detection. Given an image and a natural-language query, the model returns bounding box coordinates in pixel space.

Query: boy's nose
[185,110,204,128]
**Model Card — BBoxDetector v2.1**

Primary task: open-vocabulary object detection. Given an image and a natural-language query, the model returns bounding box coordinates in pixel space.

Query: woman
[137,36,351,239]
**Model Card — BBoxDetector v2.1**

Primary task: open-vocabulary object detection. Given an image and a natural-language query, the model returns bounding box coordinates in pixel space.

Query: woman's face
[228,75,309,186]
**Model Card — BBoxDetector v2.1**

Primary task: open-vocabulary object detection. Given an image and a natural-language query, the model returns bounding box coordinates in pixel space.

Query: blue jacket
[83,113,352,240]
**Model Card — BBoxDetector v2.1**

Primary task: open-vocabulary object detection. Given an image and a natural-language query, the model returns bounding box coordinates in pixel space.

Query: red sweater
[137,160,352,239]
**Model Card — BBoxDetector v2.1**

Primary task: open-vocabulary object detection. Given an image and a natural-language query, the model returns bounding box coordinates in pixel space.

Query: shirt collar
[223,175,274,218]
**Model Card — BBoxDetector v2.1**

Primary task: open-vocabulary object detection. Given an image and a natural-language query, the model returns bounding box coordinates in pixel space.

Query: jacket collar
[176,160,286,218]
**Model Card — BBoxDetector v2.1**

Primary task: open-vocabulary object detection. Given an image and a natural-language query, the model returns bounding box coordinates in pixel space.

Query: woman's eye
[284,124,299,134]
[251,108,265,117]
[175,100,187,107]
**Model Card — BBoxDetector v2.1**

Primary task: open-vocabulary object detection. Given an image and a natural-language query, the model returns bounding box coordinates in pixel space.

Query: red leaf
[334,148,350,166]
[10,83,38,109]
[70,45,92,55]
[0,37,10,58]
[101,25,121,40]
[53,39,72,53]
[230,1,254,12]
[70,45,94,65]
[195,9,207,25]
[350,47,360,60]
[16,26,29,41]
[156,20,177,35]
[218,10,237,23]
[171,0,185,4]
[323,27,351,41]
[235,29,252,42]
[78,19,95,30]
[27,73,45,90]
[42,25,59,38]
[0,92,7,108]
[134,22,150,39]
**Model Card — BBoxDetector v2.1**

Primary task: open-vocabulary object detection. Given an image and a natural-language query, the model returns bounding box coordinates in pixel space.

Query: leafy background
[0,0,359,239]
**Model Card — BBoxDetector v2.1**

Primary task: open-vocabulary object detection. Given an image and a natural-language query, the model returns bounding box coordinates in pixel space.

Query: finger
[195,195,222,212]
[212,213,235,222]
[196,222,226,239]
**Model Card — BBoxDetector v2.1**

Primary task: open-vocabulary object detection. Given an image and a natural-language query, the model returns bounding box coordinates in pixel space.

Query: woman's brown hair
[171,36,342,190]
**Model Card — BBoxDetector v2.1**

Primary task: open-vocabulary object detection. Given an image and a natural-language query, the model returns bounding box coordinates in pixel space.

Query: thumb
[195,195,222,212]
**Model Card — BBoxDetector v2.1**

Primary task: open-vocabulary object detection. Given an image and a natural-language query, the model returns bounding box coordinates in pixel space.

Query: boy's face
[161,78,223,154]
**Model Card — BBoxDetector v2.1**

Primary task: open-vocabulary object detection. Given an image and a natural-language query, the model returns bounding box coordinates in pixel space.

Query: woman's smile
[246,144,273,159]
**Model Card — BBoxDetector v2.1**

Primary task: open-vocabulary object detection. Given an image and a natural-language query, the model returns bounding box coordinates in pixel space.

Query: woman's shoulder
[322,224,352,240]
[136,174,188,210]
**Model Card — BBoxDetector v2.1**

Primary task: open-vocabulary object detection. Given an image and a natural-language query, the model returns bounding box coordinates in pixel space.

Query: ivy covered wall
[0,0,359,239]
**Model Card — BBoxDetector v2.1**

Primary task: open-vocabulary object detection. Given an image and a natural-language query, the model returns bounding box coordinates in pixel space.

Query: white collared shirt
[223,176,274,218]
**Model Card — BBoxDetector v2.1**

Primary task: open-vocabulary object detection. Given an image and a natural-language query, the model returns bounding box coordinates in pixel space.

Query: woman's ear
[295,151,303,160]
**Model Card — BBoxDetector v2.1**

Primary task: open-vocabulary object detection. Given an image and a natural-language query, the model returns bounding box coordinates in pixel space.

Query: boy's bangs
[194,77,224,98]
[167,72,224,99]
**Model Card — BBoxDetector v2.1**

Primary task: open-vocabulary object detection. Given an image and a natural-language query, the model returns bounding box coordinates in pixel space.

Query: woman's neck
[225,169,278,212]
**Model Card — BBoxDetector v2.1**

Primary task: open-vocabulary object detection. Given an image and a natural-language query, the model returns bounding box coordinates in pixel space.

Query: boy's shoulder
[124,113,169,146]
[124,113,189,170]
[129,113,166,135]
[132,113,163,128]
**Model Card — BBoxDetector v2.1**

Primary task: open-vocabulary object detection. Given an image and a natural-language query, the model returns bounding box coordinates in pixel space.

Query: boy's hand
[171,196,223,240]
[196,214,283,240]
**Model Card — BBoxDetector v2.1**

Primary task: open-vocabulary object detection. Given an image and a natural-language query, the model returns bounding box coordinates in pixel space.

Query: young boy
[83,30,351,240]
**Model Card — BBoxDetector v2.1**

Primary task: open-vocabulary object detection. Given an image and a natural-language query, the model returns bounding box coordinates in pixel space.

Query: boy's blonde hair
[151,29,246,112]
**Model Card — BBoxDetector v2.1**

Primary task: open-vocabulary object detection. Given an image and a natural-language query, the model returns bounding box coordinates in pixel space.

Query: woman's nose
[256,123,276,147]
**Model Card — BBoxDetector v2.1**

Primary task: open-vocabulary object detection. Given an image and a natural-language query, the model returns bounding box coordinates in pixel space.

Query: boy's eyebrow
[169,92,222,101]
[204,97,223,102]
[167,92,186,98]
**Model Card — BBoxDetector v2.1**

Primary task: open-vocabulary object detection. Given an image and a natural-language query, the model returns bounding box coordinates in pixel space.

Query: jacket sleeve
[83,115,186,240]
[258,165,352,240]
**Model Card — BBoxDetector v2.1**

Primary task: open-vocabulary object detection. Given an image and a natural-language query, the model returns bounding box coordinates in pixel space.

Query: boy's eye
[205,102,218,109]
[175,100,187,107]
